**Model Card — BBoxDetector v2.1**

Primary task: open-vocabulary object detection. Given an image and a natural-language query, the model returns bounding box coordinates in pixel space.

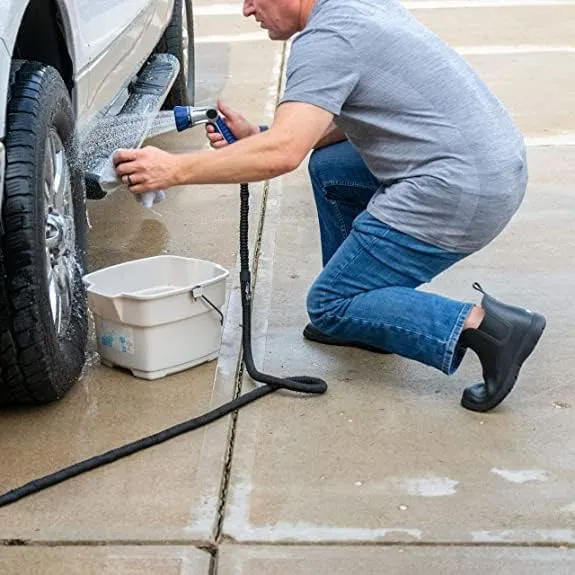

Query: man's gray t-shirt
[279,0,527,253]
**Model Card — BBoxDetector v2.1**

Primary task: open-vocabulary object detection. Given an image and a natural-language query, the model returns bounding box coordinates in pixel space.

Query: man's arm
[313,121,346,149]
[114,102,335,193]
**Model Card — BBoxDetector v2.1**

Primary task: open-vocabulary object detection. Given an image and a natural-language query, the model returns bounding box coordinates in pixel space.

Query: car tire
[157,0,196,109]
[0,60,88,405]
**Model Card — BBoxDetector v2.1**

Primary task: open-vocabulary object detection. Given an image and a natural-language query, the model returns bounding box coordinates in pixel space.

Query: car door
[61,0,172,130]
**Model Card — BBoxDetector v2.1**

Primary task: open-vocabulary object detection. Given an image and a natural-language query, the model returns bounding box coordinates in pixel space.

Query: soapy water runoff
[80,109,181,160]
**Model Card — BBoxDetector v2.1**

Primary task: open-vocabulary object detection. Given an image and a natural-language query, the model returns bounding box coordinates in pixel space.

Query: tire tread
[0,60,88,405]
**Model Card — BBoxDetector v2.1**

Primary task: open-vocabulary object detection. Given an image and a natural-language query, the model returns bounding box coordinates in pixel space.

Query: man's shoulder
[310,0,390,22]
[293,1,362,47]
[302,0,389,46]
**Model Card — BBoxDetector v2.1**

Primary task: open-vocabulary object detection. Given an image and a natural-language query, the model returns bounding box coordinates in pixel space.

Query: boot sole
[461,312,547,412]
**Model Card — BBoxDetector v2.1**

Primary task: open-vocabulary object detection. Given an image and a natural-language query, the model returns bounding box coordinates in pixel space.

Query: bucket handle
[191,286,224,325]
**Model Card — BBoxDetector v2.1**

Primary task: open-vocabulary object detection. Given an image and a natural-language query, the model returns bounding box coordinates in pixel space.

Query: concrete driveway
[1,0,574,573]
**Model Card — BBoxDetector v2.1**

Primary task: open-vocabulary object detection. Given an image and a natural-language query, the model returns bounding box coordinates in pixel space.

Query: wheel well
[12,0,74,92]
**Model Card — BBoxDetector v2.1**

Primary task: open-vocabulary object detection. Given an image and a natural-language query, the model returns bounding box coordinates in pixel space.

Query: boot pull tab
[472,282,486,294]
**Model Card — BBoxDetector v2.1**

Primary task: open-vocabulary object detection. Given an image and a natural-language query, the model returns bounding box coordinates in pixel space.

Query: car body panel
[0,0,174,135]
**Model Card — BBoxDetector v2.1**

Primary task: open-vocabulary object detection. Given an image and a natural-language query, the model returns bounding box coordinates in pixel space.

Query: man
[114,0,546,412]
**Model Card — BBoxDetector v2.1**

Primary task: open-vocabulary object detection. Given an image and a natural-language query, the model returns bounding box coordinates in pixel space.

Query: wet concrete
[220,146,575,546]
[0,546,211,574]
[2,0,575,573]
[0,0,282,561]
[217,0,575,563]
[217,545,575,574]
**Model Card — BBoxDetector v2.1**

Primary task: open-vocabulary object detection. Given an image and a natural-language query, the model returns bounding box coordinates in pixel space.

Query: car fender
[0,0,32,140]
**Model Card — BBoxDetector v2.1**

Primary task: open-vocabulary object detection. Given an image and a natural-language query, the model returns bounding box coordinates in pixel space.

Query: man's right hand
[206,100,261,148]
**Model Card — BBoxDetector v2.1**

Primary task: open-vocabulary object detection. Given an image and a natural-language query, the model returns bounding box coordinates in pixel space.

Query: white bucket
[82,255,230,380]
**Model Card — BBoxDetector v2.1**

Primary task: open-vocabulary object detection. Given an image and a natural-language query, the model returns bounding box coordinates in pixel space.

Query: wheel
[158,0,195,109]
[0,60,88,405]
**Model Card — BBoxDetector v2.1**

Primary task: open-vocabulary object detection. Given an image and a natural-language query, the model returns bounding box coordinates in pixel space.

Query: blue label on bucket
[98,320,135,355]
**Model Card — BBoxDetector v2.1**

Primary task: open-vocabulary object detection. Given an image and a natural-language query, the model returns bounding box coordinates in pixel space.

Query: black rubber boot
[303,323,391,355]
[459,283,546,412]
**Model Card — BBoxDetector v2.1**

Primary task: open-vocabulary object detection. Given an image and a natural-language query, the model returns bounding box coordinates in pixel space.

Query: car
[0,0,195,405]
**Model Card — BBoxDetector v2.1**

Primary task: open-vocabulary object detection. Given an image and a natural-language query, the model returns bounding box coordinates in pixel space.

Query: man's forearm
[114,101,335,193]
[173,130,300,186]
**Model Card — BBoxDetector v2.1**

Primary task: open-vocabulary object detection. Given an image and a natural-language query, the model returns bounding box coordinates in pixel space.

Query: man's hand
[113,146,181,194]
[206,100,260,149]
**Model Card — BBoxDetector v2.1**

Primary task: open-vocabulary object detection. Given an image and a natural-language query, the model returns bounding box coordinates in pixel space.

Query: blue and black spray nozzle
[173,106,236,144]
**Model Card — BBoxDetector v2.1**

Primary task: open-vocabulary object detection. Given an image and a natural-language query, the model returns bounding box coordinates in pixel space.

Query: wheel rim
[44,130,76,337]
[182,0,194,100]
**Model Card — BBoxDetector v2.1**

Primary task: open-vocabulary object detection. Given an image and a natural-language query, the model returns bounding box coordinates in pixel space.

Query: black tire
[157,0,195,108]
[0,61,88,405]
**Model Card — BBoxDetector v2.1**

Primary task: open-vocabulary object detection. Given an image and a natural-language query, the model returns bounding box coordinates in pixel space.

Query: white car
[0,0,195,404]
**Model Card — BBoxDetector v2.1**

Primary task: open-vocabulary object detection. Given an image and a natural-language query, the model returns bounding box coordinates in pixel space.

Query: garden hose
[0,116,327,508]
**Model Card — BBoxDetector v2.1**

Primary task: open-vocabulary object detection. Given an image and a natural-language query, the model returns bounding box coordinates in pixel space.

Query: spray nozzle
[173,106,237,144]
[173,106,219,132]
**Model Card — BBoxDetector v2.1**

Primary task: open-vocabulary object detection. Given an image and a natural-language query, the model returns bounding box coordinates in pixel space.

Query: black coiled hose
[238,184,327,394]
[0,182,327,508]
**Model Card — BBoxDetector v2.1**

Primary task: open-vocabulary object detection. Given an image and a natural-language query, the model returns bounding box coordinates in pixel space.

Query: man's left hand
[114,146,180,194]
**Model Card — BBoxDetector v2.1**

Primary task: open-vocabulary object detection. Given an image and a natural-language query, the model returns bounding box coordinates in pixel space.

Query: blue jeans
[306,140,474,375]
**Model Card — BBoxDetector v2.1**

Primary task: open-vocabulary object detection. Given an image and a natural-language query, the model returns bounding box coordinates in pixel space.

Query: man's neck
[299,0,317,30]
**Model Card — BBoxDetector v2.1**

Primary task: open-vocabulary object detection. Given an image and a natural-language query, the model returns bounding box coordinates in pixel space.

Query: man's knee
[308,140,347,182]
[306,277,344,333]
[306,281,328,329]
[308,146,327,182]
